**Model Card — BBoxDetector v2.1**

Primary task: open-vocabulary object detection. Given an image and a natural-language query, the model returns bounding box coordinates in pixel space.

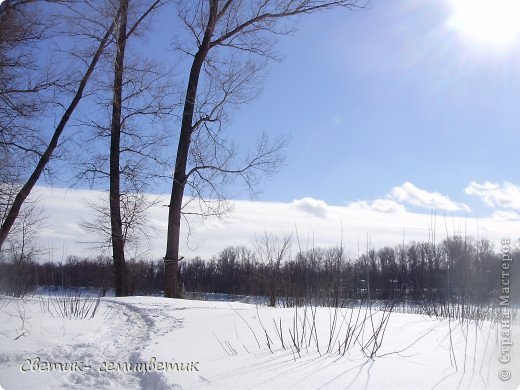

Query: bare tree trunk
[110,0,129,297]
[164,0,218,298]
[0,18,116,251]
[163,0,360,298]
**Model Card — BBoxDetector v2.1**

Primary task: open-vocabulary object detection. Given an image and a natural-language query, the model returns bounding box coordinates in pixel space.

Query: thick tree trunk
[0,19,115,251]
[164,175,185,298]
[164,0,218,298]
[110,0,129,297]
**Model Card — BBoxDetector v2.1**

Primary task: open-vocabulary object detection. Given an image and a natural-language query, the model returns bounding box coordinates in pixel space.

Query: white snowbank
[0,295,518,389]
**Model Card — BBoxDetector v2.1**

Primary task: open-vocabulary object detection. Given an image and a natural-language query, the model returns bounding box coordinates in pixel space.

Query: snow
[0,295,518,389]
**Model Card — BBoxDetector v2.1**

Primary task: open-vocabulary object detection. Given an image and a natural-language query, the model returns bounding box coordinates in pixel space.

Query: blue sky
[200,0,520,218]
[51,0,520,219]
[26,0,520,258]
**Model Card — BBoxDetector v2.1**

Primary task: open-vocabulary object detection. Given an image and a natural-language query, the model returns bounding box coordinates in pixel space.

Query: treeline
[0,256,165,298]
[180,236,519,306]
[1,236,518,306]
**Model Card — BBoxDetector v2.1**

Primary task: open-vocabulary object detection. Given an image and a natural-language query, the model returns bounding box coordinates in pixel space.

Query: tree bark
[0,17,116,251]
[164,0,218,298]
[110,0,129,297]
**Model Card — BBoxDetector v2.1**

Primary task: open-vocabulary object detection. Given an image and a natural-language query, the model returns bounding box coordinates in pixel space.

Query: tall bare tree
[0,0,169,299]
[0,1,119,250]
[0,1,62,222]
[74,0,170,296]
[164,0,363,298]
[109,0,131,296]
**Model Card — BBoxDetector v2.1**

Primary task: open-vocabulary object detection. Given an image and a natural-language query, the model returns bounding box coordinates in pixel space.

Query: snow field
[0,295,518,389]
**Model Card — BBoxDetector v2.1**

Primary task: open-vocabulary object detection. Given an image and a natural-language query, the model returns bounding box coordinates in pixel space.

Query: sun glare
[449,0,520,47]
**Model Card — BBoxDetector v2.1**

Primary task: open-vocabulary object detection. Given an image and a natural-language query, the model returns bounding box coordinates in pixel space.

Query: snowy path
[0,298,175,389]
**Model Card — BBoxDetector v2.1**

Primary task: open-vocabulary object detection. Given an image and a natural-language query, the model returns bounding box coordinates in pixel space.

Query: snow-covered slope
[0,296,518,389]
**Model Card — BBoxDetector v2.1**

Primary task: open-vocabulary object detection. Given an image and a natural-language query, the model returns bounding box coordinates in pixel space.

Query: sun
[448,0,520,47]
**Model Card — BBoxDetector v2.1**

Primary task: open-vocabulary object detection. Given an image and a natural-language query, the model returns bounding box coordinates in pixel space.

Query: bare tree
[0,187,44,298]
[0,1,119,250]
[72,0,171,296]
[108,0,174,296]
[109,0,131,296]
[0,0,170,299]
[255,232,292,306]
[0,1,63,220]
[164,0,363,298]
[80,191,159,258]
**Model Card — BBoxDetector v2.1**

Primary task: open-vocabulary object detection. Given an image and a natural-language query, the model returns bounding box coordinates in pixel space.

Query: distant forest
[1,235,518,306]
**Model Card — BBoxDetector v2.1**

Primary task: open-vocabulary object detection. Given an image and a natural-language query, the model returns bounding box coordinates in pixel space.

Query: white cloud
[25,186,518,261]
[391,182,470,212]
[465,181,520,210]
[490,210,520,221]
[348,199,406,213]
[292,197,329,218]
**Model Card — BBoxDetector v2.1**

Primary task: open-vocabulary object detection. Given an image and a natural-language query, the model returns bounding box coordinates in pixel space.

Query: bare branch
[210,1,364,48]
